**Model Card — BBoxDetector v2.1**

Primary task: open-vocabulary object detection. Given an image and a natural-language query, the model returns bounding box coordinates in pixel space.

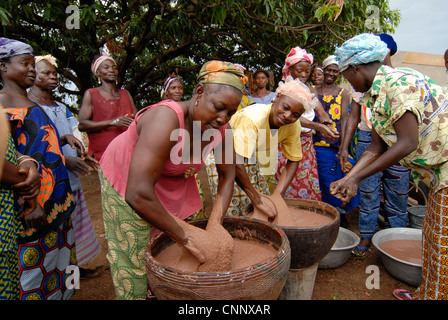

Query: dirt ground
[71,168,416,301]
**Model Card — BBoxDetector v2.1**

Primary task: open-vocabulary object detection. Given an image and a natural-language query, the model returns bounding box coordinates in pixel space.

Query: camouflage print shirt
[366,65,448,193]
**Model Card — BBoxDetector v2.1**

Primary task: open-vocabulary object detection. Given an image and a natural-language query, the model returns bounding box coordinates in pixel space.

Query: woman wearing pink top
[99,61,250,300]
[78,52,137,161]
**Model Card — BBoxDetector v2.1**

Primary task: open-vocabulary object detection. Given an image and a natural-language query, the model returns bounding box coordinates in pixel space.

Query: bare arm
[301,97,339,141]
[339,89,351,148]
[331,111,419,202]
[124,106,187,244]
[212,126,237,223]
[338,99,360,169]
[279,160,299,197]
[126,90,138,115]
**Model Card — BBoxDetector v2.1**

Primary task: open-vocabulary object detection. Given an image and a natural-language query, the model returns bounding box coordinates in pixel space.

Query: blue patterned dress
[4,105,77,300]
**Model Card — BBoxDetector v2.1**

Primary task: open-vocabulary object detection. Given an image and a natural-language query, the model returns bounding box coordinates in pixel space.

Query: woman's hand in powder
[174,220,207,264]
[183,236,206,264]
[253,193,277,221]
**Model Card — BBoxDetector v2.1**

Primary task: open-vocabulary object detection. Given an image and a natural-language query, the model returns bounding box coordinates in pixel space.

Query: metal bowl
[318,227,360,269]
[407,205,426,229]
[372,228,422,287]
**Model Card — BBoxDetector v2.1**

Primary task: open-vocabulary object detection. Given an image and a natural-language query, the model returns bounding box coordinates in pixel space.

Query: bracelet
[17,156,40,170]
[110,118,119,126]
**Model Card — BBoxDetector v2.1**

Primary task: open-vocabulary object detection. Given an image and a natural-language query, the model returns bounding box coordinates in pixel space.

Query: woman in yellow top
[206,76,318,217]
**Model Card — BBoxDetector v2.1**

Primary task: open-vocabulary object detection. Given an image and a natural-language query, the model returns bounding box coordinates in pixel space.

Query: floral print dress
[313,88,359,212]
[367,65,448,300]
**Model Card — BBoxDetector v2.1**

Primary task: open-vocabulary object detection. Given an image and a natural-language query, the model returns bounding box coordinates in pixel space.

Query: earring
[195,100,198,107]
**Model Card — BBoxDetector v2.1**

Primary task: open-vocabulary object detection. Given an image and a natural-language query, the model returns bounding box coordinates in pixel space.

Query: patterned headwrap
[91,51,116,75]
[282,46,314,79]
[160,76,182,98]
[322,55,338,69]
[197,60,248,92]
[35,54,58,67]
[275,76,319,111]
[334,33,389,72]
[0,37,34,60]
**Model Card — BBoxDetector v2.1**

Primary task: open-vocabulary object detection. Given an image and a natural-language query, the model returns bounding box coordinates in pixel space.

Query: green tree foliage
[0,0,400,109]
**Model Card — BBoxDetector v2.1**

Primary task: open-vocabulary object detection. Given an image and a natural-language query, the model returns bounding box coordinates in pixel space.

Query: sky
[388,0,448,55]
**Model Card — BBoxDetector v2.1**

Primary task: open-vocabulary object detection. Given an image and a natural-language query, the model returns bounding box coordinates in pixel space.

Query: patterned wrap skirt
[18,218,76,300]
[413,186,448,300]
[99,170,150,300]
[275,131,322,201]
[70,190,102,266]
[99,170,206,300]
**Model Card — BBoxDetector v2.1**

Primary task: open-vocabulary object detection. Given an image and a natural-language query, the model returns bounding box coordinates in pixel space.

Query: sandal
[393,289,413,300]
[351,245,370,258]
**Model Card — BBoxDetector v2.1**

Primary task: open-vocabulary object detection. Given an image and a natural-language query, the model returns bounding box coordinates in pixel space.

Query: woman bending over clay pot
[224,76,318,219]
[330,33,448,301]
[99,61,247,300]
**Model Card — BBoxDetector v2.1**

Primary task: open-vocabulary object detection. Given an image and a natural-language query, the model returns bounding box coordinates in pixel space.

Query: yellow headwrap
[197,60,248,92]
[35,54,58,67]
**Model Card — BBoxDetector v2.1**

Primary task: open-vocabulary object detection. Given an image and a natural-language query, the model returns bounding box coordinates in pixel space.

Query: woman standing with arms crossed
[78,52,137,161]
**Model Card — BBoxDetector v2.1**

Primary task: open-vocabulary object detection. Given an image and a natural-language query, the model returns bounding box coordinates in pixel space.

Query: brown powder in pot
[289,207,333,227]
[155,238,277,272]
[250,203,333,227]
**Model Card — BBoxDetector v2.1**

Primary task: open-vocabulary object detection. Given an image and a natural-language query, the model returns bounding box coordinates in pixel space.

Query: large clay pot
[145,217,291,300]
[281,199,340,269]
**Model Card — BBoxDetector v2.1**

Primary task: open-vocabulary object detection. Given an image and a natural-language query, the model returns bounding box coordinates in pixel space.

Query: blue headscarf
[0,37,34,60]
[334,33,389,72]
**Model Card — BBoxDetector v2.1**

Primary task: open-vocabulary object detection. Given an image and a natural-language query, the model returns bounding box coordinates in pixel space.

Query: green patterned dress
[0,135,23,300]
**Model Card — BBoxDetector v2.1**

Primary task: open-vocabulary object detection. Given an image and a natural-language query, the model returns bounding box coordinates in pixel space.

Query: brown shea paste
[289,207,334,227]
[380,239,422,265]
[155,238,277,272]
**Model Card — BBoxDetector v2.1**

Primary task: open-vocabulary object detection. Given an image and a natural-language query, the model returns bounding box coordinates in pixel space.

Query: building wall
[340,50,447,95]
[391,51,447,85]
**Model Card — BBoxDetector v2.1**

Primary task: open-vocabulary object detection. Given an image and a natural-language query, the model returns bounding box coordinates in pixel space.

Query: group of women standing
[0,38,79,300]
[1,32,447,302]
[0,39,135,299]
